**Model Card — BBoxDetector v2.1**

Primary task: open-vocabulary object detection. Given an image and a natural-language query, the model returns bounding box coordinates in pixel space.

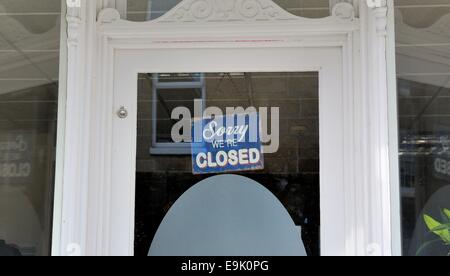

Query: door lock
[117,106,128,119]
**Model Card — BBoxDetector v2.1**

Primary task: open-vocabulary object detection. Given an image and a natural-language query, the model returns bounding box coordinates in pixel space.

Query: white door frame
[113,47,343,256]
[56,0,398,256]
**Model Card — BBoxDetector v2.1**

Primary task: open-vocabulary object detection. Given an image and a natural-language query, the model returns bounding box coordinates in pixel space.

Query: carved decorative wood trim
[356,0,392,256]
[67,1,82,45]
[97,0,357,25]
[332,2,356,21]
[364,1,388,36]
[156,0,299,22]
[98,8,121,24]
[373,5,388,36]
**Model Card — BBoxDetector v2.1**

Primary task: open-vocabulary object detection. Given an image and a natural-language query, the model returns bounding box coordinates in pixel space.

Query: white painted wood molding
[55,0,100,256]
[356,0,393,256]
[57,0,397,256]
[366,0,387,9]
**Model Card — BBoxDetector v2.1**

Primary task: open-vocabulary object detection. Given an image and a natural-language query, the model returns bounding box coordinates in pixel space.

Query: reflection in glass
[395,1,450,256]
[155,88,202,143]
[0,0,61,256]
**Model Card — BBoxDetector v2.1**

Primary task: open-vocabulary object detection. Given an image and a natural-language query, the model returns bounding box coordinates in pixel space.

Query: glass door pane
[134,72,320,256]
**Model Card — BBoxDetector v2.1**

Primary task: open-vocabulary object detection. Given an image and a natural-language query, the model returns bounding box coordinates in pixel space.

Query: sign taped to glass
[191,113,264,174]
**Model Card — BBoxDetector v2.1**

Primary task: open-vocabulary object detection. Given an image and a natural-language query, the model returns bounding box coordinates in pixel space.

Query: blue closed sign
[192,113,264,175]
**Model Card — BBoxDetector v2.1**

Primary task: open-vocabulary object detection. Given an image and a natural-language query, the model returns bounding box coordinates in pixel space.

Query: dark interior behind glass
[135,72,321,256]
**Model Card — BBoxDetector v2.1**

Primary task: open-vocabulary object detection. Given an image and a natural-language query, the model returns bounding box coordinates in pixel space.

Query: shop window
[0,0,63,256]
[145,73,206,155]
[126,0,331,22]
[395,0,450,256]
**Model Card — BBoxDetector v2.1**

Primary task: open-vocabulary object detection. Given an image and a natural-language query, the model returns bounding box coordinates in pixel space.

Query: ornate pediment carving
[98,0,357,25]
[155,0,300,23]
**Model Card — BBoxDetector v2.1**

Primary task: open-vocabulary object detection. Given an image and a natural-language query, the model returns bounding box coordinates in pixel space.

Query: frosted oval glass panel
[126,0,330,22]
[149,175,307,256]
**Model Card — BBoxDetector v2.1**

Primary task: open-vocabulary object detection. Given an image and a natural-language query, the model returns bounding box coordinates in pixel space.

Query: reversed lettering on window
[0,133,33,181]
[434,157,450,181]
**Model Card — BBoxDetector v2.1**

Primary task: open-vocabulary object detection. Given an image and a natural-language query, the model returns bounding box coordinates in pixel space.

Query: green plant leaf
[444,209,450,220]
[424,215,442,231]
[440,209,450,223]
[424,215,450,243]
[431,223,450,232]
